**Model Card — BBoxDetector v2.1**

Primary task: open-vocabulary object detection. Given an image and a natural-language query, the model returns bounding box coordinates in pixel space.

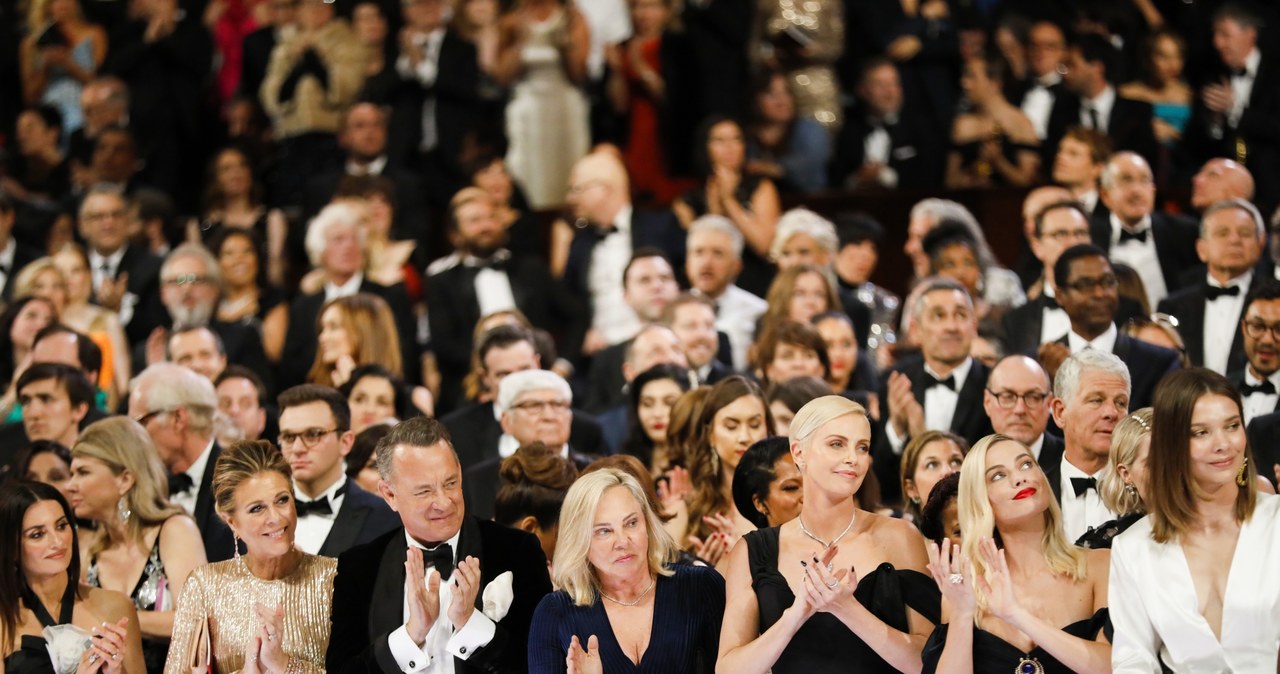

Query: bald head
[1192,158,1255,210]
[983,355,1053,447]
[1022,186,1074,238]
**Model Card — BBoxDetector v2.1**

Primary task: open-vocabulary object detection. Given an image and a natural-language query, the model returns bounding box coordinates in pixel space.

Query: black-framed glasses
[1063,274,1118,294]
[278,428,339,447]
[1243,319,1280,342]
[986,389,1049,409]
[133,408,173,426]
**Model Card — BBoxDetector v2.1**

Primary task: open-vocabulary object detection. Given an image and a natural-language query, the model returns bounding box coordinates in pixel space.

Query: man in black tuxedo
[1090,152,1199,307]
[385,0,478,206]
[1005,200,1095,353]
[78,187,165,345]
[277,385,399,557]
[1230,279,1280,426]
[1045,349,1129,542]
[1187,3,1280,218]
[663,293,734,385]
[427,188,582,414]
[1013,20,1079,161]
[326,416,553,674]
[279,203,418,388]
[983,355,1062,465]
[1060,33,1158,164]
[1051,127,1112,223]
[464,370,598,519]
[441,325,605,471]
[0,193,41,301]
[1246,409,1280,490]
[876,278,992,505]
[1048,244,1181,409]
[1157,198,1266,375]
[831,57,940,190]
[130,363,235,562]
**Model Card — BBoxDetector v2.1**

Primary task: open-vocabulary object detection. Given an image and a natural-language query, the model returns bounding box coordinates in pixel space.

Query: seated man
[0,363,95,472]
[214,365,271,446]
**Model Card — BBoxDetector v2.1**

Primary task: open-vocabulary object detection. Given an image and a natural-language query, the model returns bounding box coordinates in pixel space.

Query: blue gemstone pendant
[1016,657,1044,674]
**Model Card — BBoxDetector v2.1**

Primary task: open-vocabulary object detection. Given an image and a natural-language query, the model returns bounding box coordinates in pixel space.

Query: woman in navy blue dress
[528,468,725,673]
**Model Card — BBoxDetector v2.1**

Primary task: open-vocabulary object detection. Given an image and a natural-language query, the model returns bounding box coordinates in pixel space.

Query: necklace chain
[798,511,856,549]
[600,576,656,607]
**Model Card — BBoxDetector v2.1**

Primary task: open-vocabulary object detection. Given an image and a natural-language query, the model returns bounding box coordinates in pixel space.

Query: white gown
[1110,494,1280,673]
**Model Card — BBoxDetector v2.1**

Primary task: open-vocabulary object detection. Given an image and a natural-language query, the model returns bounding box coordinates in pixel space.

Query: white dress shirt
[1057,456,1114,543]
[1111,495,1280,673]
[346,155,389,177]
[1241,368,1280,426]
[1021,72,1061,140]
[1078,189,1099,216]
[88,246,137,327]
[397,28,447,152]
[292,475,347,555]
[0,238,15,297]
[1039,284,1072,345]
[1028,434,1046,461]
[708,284,767,371]
[588,206,641,345]
[1080,85,1117,133]
[1108,213,1168,307]
[388,530,496,673]
[324,271,364,302]
[885,358,973,455]
[1228,48,1262,129]
[1202,271,1251,375]
[171,440,215,517]
[1067,322,1118,355]
[497,434,569,460]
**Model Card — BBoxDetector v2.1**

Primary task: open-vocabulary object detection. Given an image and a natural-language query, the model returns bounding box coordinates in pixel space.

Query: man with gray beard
[134,243,275,394]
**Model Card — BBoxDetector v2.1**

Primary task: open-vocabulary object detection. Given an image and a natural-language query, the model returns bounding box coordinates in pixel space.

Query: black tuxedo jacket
[1089,210,1200,297]
[278,280,419,389]
[1020,80,1081,162]
[327,519,552,674]
[1054,331,1181,409]
[240,26,277,103]
[1105,97,1160,165]
[1155,275,1259,373]
[1043,446,1066,506]
[133,319,275,394]
[873,356,993,505]
[192,442,236,562]
[2,241,41,301]
[386,30,478,172]
[1229,368,1280,419]
[440,401,606,471]
[1037,432,1065,476]
[317,480,401,558]
[562,211,689,305]
[830,108,943,189]
[91,245,166,345]
[464,448,596,521]
[1003,295,1145,355]
[1247,410,1280,490]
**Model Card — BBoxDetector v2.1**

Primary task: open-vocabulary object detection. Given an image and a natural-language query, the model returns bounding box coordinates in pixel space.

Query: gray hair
[769,208,838,262]
[1200,198,1265,239]
[132,363,219,437]
[161,243,223,292]
[77,184,126,219]
[911,277,973,319]
[304,202,367,267]
[1053,350,1132,403]
[909,198,997,269]
[1099,151,1151,191]
[495,369,573,416]
[687,215,744,259]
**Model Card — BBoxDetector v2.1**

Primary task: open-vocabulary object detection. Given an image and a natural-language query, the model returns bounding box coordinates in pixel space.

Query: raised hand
[448,556,482,630]
[88,618,129,674]
[887,371,924,437]
[802,545,854,616]
[405,547,442,643]
[927,538,976,616]
[974,537,1020,623]
[566,635,602,674]
[98,272,129,312]
[254,603,288,673]
[687,531,730,566]
[241,634,264,674]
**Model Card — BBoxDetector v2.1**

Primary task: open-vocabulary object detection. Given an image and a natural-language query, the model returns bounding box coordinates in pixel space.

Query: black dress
[1075,512,1145,550]
[921,608,1110,673]
[4,577,80,674]
[745,526,940,673]
[680,175,776,298]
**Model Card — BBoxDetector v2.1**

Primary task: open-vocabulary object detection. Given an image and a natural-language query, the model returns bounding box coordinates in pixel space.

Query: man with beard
[135,243,273,392]
[427,188,581,414]
[1230,279,1280,425]
[663,293,734,385]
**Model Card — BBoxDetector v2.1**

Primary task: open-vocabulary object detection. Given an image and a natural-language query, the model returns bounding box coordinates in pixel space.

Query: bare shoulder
[864,512,929,567]
[159,513,203,542]
[82,585,136,622]
[1083,547,1110,578]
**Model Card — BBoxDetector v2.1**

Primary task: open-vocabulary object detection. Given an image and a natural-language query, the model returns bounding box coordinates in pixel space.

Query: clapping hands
[566,635,602,674]
[926,538,976,617]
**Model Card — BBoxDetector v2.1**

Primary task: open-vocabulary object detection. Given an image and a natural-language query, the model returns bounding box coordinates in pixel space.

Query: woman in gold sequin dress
[163,441,336,674]
[754,0,843,131]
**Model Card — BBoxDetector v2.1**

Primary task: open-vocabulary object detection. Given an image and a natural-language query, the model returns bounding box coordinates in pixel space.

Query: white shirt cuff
[387,625,432,673]
[446,610,496,660]
[885,423,907,456]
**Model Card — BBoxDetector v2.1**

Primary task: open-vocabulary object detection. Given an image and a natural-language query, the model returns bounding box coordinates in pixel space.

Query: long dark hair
[0,481,82,650]
[0,297,50,394]
[692,114,745,179]
[621,364,693,466]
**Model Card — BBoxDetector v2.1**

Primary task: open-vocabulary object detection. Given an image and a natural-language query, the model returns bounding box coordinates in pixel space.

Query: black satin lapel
[455,517,488,611]
[370,534,408,638]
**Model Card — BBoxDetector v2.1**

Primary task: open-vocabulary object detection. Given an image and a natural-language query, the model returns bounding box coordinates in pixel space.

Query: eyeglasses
[510,400,571,415]
[986,389,1049,409]
[1040,228,1090,242]
[82,209,126,223]
[278,428,339,447]
[133,407,173,426]
[567,180,604,196]
[1062,274,1118,294]
[1242,319,1280,342]
[162,274,214,287]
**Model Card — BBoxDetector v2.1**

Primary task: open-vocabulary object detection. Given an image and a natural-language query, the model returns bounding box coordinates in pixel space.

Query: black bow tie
[1205,284,1241,300]
[1043,295,1059,310]
[295,484,347,517]
[1243,380,1277,396]
[422,542,454,581]
[1231,67,1250,78]
[1071,476,1098,497]
[1119,229,1148,245]
[930,374,956,391]
[168,473,194,495]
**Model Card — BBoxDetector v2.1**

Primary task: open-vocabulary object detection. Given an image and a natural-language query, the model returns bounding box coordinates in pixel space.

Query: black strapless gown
[922,608,1111,673]
[746,526,941,674]
[4,577,78,674]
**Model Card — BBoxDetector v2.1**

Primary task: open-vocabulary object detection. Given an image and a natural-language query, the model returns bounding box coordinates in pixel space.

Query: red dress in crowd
[621,35,691,205]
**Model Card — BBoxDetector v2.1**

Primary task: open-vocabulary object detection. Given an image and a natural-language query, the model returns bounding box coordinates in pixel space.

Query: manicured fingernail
[800,560,807,567]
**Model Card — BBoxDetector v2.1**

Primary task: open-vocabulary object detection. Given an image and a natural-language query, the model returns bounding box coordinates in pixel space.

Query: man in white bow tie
[326,416,553,673]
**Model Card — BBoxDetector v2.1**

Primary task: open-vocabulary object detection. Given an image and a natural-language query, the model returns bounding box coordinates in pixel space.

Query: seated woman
[1118,29,1192,148]
[921,221,1020,331]
[1076,408,1151,549]
[48,246,130,401]
[745,69,830,195]
[765,376,830,436]
[341,364,411,434]
[209,228,289,363]
[0,480,143,674]
[165,440,337,674]
[812,311,877,399]
[528,467,726,673]
[753,320,831,391]
[732,437,802,529]
[945,51,1039,189]
[760,265,842,334]
[192,147,288,288]
[493,442,579,568]
[620,363,693,475]
[923,433,1110,673]
[899,430,966,521]
[16,441,73,499]
[1111,368,1280,672]
[68,417,207,673]
[345,424,393,494]
[915,473,960,549]
[719,395,938,673]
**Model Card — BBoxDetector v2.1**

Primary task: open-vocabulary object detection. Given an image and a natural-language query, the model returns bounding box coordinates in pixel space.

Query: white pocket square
[482,571,514,622]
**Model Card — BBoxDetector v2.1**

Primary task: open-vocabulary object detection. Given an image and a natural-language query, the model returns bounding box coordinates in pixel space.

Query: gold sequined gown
[163,554,337,674]
[756,0,844,131]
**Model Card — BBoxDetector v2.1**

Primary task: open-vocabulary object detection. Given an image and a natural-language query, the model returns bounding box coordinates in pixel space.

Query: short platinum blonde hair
[552,468,677,606]
[132,363,218,436]
[687,215,744,259]
[769,208,838,262]
[1053,349,1131,403]
[161,243,223,292]
[305,202,367,267]
[1099,408,1151,515]
[495,369,572,416]
[790,395,868,447]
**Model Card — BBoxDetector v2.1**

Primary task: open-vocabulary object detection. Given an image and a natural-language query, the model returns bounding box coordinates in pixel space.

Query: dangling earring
[1123,483,1138,497]
[910,496,921,505]
[233,534,242,562]
[709,446,721,474]
[116,497,131,524]
[1237,457,1249,487]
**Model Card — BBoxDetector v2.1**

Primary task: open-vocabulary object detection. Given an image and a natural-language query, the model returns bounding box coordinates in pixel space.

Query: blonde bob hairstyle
[1098,408,1152,516]
[552,468,677,607]
[71,417,187,557]
[957,434,1085,625]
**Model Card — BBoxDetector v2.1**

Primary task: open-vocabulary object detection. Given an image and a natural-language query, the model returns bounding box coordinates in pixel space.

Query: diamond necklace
[600,576,656,607]
[798,511,856,549]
